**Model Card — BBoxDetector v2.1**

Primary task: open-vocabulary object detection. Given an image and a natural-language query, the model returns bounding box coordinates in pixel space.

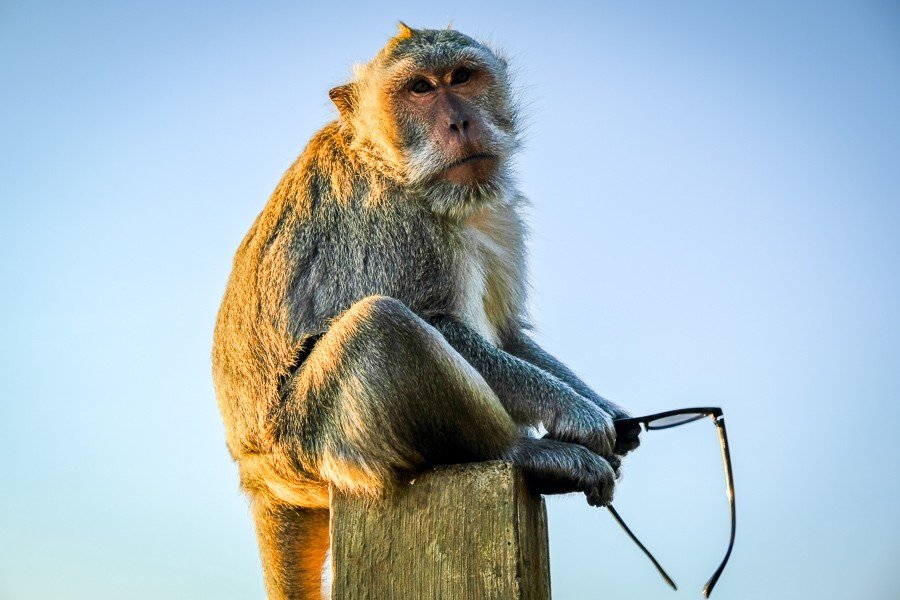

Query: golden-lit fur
[213,24,639,599]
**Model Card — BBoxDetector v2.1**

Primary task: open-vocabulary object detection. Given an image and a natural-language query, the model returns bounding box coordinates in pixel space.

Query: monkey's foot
[504,437,617,507]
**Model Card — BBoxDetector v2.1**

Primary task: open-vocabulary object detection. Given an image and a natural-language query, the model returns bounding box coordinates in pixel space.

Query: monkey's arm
[429,316,618,458]
[502,332,640,454]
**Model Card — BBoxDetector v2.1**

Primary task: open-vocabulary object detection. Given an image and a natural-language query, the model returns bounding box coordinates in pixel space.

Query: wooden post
[330,461,551,600]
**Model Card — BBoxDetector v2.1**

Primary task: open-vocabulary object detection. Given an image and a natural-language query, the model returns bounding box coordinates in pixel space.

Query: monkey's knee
[316,295,470,388]
[327,294,431,349]
[343,294,405,317]
[297,295,518,494]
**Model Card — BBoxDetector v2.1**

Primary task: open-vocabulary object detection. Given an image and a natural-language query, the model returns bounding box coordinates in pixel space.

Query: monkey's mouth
[446,153,496,169]
[441,153,499,184]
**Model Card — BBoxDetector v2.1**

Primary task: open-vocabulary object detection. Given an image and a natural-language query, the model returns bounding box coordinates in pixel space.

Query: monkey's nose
[449,119,469,133]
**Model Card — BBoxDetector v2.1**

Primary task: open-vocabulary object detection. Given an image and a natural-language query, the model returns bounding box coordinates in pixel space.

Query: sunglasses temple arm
[607,505,677,591]
[702,417,736,598]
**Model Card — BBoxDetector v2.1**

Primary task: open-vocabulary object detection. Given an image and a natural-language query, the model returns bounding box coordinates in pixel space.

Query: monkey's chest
[455,223,516,346]
[457,253,498,345]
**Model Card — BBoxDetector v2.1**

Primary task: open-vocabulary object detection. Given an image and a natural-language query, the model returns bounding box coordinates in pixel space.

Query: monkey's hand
[543,399,618,462]
[552,394,641,457]
[429,316,624,461]
[612,414,641,456]
[501,332,641,455]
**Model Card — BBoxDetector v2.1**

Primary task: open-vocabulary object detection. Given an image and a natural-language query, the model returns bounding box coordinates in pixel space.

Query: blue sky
[1,2,898,598]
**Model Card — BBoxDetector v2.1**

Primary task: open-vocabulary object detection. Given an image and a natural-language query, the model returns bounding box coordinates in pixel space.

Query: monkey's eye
[410,79,434,94]
[451,68,471,85]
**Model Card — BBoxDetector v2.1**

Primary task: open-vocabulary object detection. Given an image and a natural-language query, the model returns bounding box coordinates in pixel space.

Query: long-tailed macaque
[213,23,640,600]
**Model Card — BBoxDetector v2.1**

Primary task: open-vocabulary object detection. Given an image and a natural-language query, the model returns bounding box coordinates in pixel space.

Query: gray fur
[212,24,637,600]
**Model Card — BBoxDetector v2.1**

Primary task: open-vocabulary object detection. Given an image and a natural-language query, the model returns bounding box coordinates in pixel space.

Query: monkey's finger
[614,437,641,456]
[525,473,582,495]
[606,454,621,476]
[613,424,641,455]
[585,483,614,507]
[614,420,642,440]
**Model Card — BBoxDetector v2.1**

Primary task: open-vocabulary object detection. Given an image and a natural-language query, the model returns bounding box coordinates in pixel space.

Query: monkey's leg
[254,295,520,599]
[281,295,523,492]
[255,296,621,598]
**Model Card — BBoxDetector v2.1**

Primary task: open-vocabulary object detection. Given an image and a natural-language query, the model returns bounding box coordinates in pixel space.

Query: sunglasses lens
[646,413,707,429]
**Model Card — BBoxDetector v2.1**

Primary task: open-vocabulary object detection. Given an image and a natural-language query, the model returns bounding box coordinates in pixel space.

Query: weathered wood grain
[331,461,551,600]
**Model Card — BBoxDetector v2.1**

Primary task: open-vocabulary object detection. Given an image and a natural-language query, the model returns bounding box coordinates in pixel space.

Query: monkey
[212,23,641,600]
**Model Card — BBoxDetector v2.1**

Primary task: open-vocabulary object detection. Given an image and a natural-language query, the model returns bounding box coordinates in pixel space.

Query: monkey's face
[343,27,520,218]
[395,60,515,186]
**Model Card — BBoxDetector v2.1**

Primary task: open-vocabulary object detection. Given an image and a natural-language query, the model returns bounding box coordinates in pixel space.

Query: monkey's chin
[417,163,511,221]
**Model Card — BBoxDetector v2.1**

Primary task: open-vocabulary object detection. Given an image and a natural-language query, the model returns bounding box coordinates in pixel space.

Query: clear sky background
[1,2,898,599]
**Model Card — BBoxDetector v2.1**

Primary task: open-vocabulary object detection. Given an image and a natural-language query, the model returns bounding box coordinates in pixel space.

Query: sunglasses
[611,407,735,597]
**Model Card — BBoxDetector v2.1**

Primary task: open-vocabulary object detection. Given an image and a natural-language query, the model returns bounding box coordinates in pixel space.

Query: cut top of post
[330,461,551,600]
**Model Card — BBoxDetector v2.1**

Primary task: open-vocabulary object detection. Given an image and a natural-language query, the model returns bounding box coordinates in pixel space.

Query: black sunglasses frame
[611,406,735,598]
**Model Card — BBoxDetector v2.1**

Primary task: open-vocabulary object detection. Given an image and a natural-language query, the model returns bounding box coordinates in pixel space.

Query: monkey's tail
[251,496,330,600]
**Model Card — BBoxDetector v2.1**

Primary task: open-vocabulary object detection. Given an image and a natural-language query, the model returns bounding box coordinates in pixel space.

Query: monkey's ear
[328,84,356,118]
[396,21,415,39]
